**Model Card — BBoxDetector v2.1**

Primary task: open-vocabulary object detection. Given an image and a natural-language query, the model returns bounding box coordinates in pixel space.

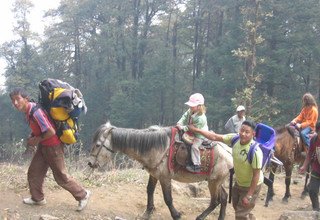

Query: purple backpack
[231,123,275,169]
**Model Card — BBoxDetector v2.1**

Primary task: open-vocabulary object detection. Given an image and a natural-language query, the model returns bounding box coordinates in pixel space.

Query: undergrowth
[0,142,148,192]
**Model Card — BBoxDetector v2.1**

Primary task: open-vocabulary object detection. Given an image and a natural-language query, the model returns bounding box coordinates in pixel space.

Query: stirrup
[296,137,300,146]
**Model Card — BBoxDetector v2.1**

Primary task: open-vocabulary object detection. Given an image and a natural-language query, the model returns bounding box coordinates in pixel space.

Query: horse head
[88,121,115,169]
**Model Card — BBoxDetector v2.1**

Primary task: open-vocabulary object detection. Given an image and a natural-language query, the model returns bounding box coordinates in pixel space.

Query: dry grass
[0,152,149,193]
[0,163,28,192]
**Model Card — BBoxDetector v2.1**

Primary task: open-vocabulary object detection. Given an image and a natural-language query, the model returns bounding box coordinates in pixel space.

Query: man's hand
[23,145,36,155]
[27,136,40,146]
[242,196,251,207]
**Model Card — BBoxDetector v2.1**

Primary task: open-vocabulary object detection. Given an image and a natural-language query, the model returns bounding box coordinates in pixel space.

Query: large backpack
[231,123,276,170]
[30,78,87,144]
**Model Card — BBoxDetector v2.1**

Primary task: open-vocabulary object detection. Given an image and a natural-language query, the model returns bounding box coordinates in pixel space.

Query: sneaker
[76,190,91,211]
[23,197,46,206]
[186,165,201,173]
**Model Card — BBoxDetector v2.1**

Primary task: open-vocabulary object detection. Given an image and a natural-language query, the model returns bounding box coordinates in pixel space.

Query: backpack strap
[231,136,260,165]
[28,104,41,122]
[29,104,54,125]
[247,141,259,164]
[231,134,240,147]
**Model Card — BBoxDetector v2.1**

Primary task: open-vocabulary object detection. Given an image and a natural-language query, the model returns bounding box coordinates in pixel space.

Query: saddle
[286,124,300,137]
[168,128,215,174]
[286,124,310,153]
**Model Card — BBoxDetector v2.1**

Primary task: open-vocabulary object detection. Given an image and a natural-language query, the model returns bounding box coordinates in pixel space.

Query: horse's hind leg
[159,178,181,220]
[142,175,158,219]
[196,180,227,220]
[265,166,276,207]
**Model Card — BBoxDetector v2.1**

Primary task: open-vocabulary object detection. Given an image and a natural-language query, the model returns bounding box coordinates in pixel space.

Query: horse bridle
[91,128,115,159]
[89,140,114,170]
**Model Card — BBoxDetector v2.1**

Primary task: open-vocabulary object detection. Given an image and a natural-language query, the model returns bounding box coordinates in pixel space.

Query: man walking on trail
[189,120,263,220]
[225,105,246,133]
[9,88,91,211]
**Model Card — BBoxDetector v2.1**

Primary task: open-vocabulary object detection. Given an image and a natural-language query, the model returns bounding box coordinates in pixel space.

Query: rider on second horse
[289,93,318,148]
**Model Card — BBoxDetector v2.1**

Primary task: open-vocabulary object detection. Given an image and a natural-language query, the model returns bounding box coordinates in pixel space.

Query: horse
[265,126,308,207]
[88,122,233,220]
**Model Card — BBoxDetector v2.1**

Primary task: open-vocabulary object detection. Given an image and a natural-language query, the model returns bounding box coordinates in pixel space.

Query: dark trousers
[28,144,86,202]
[308,171,320,211]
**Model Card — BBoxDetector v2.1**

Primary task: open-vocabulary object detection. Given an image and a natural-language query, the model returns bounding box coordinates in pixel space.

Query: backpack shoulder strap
[29,103,51,122]
[29,104,41,121]
[231,134,240,147]
[247,141,259,164]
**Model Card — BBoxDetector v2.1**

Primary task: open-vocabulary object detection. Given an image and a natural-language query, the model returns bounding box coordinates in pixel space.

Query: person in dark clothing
[299,121,320,211]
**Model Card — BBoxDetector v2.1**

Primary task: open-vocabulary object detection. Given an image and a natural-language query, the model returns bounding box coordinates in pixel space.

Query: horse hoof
[173,212,181,220]
[141,207,155,219]
[282,198,289,203]
[301,194,307,200]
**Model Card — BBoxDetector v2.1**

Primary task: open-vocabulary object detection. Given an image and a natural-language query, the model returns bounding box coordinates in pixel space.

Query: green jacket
[177,109,208,139]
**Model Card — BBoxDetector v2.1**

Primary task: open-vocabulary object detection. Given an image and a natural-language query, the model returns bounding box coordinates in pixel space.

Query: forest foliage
[1,0,320,155]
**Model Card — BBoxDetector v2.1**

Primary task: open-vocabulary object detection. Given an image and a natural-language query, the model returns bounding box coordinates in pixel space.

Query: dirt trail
[0,166,313,220]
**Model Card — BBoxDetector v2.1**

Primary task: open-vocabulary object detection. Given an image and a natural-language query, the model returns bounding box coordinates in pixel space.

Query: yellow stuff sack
[60,128,77,144]
[57,120,78,144]
[50,107,69,121]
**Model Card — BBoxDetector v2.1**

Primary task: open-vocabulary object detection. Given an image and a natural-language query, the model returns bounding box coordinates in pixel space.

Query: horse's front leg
[265,166,276,207]
[142,175,158,219]
[283,165,293,203]
[159,178,181,219]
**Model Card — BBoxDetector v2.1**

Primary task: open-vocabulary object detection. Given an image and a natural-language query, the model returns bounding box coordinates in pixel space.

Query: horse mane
[93,122,112,143]
[111,126,171,155]
[275,126,287,134]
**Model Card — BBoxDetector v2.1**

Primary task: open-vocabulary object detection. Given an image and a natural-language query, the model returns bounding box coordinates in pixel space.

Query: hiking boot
[186,164,201,173]
[76,190,91,211]
[23,197,46,206]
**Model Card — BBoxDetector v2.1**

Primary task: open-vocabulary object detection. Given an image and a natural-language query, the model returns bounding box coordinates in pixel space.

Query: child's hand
[176,125,184,131]
[188,124,196,132]
[295,123,301,129]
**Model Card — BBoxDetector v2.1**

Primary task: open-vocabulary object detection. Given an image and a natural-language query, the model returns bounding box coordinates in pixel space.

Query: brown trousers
[232,183,262,220]
[28,144,86,202]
